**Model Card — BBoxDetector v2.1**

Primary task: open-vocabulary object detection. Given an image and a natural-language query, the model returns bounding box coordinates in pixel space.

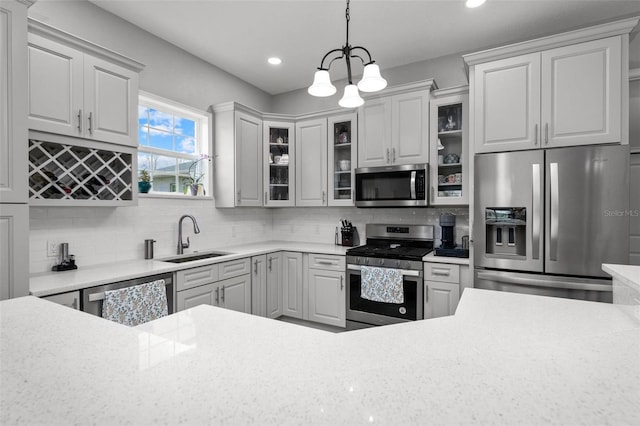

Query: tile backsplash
[29,200,469,274]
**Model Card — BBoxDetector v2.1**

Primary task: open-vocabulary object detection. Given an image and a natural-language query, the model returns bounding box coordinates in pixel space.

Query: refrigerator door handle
[532,163,541,260]
[549,162,559,261]
[476,271,612,292]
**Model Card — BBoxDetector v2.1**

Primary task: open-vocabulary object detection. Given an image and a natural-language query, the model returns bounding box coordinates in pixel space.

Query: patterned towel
[102,279,168,326]
[360,266,404,304]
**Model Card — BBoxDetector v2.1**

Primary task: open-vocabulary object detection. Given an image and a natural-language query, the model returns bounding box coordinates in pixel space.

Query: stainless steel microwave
[355,164,428,207]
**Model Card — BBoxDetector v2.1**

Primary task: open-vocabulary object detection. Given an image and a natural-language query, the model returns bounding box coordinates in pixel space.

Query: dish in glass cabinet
[443,153,459,164]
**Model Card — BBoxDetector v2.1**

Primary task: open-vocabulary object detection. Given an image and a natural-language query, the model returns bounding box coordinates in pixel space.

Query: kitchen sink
[159,251,231,263]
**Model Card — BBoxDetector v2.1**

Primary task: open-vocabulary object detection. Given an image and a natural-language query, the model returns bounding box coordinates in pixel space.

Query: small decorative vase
[190,184,199,196]
[138,181,151,193]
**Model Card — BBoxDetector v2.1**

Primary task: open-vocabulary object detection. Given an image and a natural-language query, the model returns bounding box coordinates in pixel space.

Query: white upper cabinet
[295,117,327,207]
[213,103,264,208]
[358,84,433,168]
[541,37,621,147]
[27,23,142,148]
[357,97,391,167]
[1,1,28,203]
[327,113,357,206]
[264,120,295,207]
[472,53,541,153]
[466,17,636,154]
[391,90,430,165]
[429,87,469,206]
[235,111,263,206]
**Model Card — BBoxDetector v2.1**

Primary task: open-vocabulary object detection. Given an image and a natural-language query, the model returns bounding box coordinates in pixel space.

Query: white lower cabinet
[218,274,251,313]
[177,282,218,311]
[0,204,29,301]
[251,255,267,316]
[176,258,251,314]
[423,262,462,319]
[282,251,303,319]
[266,252,283,318]
[305,253,346,328]
[41,291,80,310]
[251,253,284,317]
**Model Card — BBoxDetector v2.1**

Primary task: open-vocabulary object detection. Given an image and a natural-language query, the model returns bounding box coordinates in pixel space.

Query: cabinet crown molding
[463,15,639,67]
[210,79,439,121]
[28,18,145,72]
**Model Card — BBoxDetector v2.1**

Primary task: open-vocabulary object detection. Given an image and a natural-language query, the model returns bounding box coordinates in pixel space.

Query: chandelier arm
[319,48,345,70]
[350,46,375,65]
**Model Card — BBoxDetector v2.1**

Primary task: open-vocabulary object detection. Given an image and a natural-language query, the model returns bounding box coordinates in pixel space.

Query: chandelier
[307,0,387,108]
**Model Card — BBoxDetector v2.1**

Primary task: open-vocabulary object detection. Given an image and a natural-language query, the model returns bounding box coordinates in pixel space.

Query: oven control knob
[365,258,370,265]
[378,258,384,266]
[395,260,401,268]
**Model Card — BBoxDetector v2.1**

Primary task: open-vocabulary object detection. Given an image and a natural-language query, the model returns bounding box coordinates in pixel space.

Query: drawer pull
[431,268,451,276]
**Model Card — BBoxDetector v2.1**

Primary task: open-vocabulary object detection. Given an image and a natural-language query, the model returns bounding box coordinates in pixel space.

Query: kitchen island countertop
[30,240,350,297]
[2,288,638,425]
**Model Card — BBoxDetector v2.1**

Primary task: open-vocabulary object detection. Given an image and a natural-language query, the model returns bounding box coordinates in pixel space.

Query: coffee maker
[435,213,469,258]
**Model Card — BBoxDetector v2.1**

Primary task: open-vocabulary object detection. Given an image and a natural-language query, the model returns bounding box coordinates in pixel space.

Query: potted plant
[138,169,152,193]
[185,155,210,196]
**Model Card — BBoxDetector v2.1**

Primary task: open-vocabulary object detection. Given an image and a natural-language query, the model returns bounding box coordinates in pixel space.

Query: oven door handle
[347,264,422,277]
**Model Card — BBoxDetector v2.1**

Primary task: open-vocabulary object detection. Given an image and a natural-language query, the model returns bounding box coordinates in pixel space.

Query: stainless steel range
[346,224,434,329]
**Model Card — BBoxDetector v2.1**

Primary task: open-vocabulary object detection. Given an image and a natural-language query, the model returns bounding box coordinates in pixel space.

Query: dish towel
[360,266,404,304]
[102,279,168,326]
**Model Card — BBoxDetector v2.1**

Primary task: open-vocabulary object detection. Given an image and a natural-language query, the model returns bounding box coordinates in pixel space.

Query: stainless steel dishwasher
[81,272,175,317]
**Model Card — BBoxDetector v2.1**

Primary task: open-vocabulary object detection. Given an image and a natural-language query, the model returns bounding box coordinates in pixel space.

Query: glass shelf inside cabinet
[436,103,463,198]
[268,127,290,201]
[332,120,353,200]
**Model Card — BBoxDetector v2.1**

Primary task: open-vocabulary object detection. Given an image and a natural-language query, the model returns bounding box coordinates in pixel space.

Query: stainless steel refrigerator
[474,144,630,302]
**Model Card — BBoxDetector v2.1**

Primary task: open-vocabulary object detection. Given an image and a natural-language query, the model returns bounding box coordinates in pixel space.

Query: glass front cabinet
[429,87,469,205]
[263,121,295,207]
[327,113,357,206]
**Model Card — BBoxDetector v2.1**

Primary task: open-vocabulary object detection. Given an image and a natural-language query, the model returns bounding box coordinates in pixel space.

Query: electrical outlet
[47,241,59,258]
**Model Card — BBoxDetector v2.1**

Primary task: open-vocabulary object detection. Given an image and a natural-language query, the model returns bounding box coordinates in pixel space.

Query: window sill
[138,192,213,201]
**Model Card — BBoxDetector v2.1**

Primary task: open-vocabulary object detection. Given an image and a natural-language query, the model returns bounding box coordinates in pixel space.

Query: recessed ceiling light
[268,57,282,65]
[466,0,486,8]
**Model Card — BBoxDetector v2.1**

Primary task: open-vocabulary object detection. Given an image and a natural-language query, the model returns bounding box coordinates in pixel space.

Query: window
[138,92,211,196]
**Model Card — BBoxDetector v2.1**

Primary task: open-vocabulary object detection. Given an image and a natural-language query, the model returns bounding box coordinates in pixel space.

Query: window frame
[137,91,212,199]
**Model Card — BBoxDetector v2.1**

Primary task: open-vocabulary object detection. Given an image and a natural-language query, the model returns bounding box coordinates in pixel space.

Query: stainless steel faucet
[177,215,200,254]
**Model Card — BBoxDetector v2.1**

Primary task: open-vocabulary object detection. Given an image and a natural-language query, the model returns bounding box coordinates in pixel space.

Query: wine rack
[28,139,134,205]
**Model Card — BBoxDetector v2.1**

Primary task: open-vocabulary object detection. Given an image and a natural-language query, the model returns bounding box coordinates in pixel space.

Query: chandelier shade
[308,70,337,97]
[338,84,364,108]
[357,63,387,93]
[308,0,386,108]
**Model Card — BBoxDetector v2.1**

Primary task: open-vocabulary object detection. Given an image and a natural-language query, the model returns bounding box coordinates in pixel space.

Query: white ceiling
[89,0,640,95]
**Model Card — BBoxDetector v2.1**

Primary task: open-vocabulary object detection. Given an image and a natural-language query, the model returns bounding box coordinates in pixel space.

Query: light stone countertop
[603,263,640,289]
[2,288,639,425]
[422,251,470,265]
[30,240,351,297]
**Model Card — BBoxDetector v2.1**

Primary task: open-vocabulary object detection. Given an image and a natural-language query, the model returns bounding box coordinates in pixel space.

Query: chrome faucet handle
[182,237,190,249]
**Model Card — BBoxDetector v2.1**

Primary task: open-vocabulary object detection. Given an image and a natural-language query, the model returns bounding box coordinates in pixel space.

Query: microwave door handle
[410,171,416,199]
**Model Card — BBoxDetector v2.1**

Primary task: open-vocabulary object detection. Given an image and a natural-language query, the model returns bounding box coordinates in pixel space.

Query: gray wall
[28,0,272,112]
[271,53,468,115]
